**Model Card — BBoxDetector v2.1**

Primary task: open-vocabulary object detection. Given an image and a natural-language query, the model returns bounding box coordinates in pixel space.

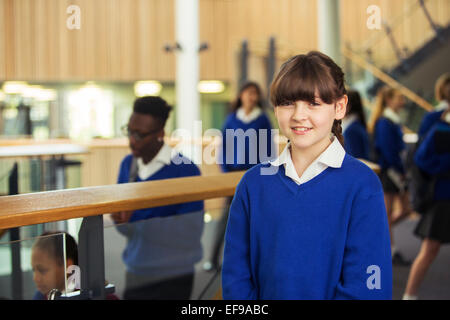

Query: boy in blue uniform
[111,96,204,300]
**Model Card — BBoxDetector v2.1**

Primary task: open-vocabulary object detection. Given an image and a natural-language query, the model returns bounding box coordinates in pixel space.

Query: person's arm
[222,178,257,300]
[334,190,392,300]
[415,124,450,175]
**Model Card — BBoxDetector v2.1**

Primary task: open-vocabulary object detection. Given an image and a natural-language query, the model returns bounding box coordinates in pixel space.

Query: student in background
[418,73,450,138]
[342,90,370,160]
[222,51,392,299]
[204,82,275,272]
[368,86,413,266]
[31,231,78,300]
[403,78,450,300]
[111,96,204,300]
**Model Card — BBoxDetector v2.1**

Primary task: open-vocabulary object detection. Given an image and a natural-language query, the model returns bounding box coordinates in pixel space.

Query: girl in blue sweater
[219,81,275,172]
[403,76,450,300]
[342,90,370,160]
[205,82,275,271]
[368,86,413,265]
[222,51,392,300]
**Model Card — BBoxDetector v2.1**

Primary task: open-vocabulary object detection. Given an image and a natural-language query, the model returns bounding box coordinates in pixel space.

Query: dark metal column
[8,162,23,300]
[78,215,105,300]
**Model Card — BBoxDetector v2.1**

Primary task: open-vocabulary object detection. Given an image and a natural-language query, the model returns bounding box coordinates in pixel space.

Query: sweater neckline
[276,161,337,195]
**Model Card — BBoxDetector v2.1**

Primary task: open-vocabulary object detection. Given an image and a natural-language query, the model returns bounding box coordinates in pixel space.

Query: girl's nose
[291,101,309,121]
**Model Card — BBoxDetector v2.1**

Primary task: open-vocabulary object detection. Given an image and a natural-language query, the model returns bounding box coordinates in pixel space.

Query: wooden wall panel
[0,0,448,82]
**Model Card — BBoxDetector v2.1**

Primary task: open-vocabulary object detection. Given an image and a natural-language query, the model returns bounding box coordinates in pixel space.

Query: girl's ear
[335,95,348,120]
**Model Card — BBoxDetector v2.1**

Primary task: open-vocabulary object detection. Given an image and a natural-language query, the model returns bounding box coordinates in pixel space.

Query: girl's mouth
[292,126,312,135]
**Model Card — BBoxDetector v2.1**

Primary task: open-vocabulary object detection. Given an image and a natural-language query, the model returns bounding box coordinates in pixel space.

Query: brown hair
[231,81,264,112]
[270,51,347,145]
[435,73,450,102]
[367,86,398,134]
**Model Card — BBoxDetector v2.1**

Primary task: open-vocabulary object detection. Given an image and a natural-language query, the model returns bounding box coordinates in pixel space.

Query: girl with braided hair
[222,51,392,299]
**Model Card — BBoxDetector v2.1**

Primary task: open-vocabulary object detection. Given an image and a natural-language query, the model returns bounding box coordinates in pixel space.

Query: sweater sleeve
[334,191,392,300]
[414,124,450,175]
[375,120,405,174]
[222,178,257,300]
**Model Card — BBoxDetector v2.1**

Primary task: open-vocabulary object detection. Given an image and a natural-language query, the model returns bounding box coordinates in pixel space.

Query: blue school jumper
[415,121,450,201]
[418,110,445,139]
[374,117,405,174]
[116,154,204,277]
[343,120,370,160]
[222,155,392,300]
[220,112,274,172]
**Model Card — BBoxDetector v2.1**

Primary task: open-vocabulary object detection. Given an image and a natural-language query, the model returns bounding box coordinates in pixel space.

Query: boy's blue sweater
[117,154,203,222]
[116,154,204,277]
[374,117,405,174]
[222,155,392,300]
[343,120,370,160]
[220,111,274,172]
[415,121,450,201]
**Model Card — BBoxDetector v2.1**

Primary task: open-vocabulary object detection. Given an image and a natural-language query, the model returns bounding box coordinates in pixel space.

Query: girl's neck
[241,105,255,115]
[289,136,333,178]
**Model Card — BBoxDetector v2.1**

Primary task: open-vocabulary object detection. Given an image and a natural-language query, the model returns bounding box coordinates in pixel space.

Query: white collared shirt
[236,107,262,124]
[383,107,401,124]
[137,143,173,180]
[270,137,346,185]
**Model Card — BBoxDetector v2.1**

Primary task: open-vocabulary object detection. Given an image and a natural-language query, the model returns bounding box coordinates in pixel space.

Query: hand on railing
[110,211,133,224]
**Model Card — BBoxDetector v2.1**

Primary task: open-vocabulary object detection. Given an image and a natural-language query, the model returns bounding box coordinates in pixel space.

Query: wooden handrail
[0,171,245,229]
[342,46,434,112]
[0,155,380,230]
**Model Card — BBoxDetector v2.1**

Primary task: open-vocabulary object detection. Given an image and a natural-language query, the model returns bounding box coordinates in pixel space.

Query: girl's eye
[279,101,293,107]
[309,101,321,107]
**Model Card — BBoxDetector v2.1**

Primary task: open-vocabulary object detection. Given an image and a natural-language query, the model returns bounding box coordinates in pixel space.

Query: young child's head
[368,86,404,133]
[435,73,450,103]
[31,231,78,297]
[232,81,263,112]
[270,51,347,150]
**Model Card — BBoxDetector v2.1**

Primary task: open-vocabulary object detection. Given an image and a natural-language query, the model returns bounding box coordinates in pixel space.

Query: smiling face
[270,52,348,155]
[274,95,347,153]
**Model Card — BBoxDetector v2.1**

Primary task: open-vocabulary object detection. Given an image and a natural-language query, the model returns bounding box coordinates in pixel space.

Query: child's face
[31,247,66,296]
[387,91,405,111]
[274,95,347,152]
[240,86,260,108]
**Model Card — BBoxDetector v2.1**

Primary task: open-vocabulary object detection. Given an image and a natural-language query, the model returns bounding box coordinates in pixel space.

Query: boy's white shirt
[137,143,173,180]
[236,107,262,123]
[270,136,346,185]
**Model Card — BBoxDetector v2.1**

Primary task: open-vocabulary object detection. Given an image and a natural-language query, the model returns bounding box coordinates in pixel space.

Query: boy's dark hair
[133,96,172,127]
[347,90,367,129]
[33,231,78,266]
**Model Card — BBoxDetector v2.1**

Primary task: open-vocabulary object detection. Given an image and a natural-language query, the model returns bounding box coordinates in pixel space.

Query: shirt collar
[271,137,345,168]
[383,107,401,124]
[137,143,172,168]
[236,107,262,123]
[270,137,346,184]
